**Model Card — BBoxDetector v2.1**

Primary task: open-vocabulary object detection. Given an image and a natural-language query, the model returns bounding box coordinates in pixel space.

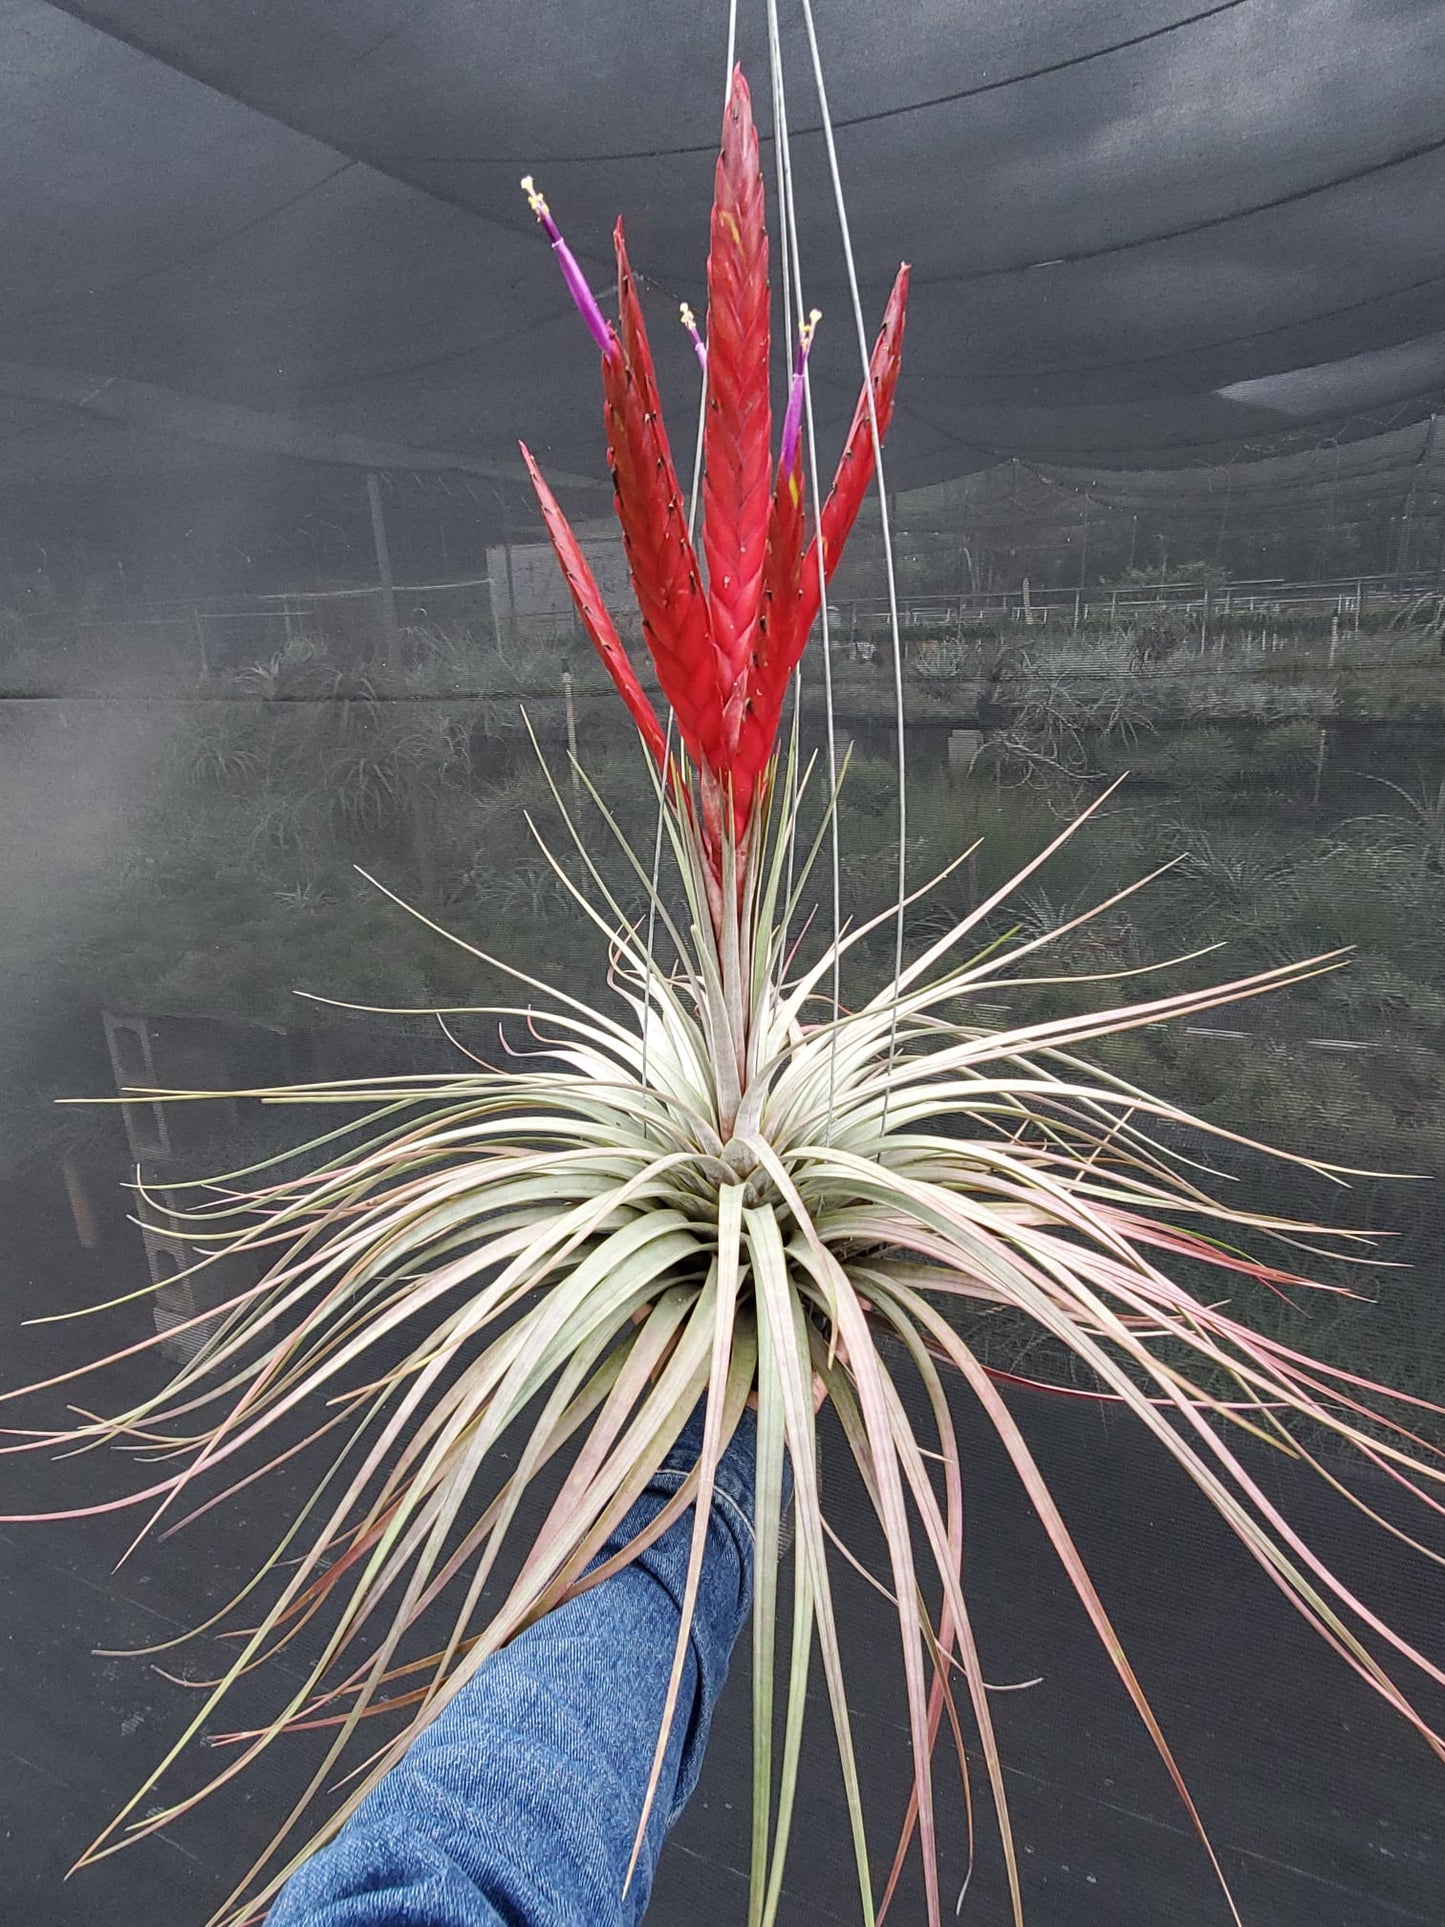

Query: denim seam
[648,1467,754,1556]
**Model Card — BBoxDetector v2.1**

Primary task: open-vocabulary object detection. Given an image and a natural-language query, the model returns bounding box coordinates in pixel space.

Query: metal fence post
[366,470,403,674]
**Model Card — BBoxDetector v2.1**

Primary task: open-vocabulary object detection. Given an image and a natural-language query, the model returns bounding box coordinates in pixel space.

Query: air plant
[7,64,1445,1927]
[1347,770,1445,878]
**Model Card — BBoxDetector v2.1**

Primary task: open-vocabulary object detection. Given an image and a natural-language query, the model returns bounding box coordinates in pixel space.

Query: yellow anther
[520,175,550,221]
[680,302,697,332]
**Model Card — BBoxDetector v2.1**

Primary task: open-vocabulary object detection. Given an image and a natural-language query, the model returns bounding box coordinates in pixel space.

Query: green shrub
[1253,720,1321,783]
[838,755,898,817]
[1155,727,1241,791]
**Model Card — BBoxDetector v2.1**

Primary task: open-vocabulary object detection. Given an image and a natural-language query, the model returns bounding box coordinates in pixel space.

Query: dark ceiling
[0,0,1439,548]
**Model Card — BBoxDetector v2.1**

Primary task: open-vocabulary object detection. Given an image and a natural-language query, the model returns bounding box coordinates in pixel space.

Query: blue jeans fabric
[267,1406,763,1925]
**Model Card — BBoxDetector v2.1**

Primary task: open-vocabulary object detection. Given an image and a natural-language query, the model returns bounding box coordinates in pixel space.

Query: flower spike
[604,222,724,771]
[521,175,617,360]
[702,68,772,706]
[680,302,707,371]
[523,67,908,890]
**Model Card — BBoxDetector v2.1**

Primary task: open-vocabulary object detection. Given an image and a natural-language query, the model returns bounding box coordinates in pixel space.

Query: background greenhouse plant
[5,59,1445,1927]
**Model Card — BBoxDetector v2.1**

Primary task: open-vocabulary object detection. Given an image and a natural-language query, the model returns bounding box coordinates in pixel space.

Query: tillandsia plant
[7,62,1445,1927]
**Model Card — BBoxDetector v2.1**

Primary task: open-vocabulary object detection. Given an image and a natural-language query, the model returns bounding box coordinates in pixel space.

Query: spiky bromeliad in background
[7,63,1445,1927]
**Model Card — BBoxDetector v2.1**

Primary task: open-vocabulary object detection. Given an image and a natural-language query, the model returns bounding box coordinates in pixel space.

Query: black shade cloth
[0,0,1432,538]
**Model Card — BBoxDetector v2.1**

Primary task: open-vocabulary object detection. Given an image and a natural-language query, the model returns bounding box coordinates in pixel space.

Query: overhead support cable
[955,260,1445,388]
[44,2,565,240]
[381,1,1257,164]
[917,133,1445,284]
[0,159,358,331]
[0,358,604,487]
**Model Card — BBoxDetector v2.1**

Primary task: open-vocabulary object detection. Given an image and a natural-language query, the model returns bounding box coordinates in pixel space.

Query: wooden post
[1077,493,1091,604]
[1215,476,1232,564]
[486,571,506,652]
[61,1153,100,1249]
[1021,575,1034,625]
[191,605,210,679]
[562,669,581,801]
[1329,612,1340,670]
[947,729,983,778]
[499,492,520,650]
[366,471,403,674]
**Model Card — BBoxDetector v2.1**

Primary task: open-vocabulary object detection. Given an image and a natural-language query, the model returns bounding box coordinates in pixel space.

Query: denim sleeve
[265,1404,763,1927]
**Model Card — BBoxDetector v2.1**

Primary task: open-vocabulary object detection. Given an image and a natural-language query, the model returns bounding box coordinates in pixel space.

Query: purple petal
[779,309,821,474]
[680,302,707,371]
[522,176,617,360]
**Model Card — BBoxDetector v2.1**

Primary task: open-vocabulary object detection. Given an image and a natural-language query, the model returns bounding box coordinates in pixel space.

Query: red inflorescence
[521,66,909,860]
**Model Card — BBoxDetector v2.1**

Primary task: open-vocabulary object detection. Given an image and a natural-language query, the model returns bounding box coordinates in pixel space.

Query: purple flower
[779,309,821,474]
[521,176,617,360]
[679,301,707,371]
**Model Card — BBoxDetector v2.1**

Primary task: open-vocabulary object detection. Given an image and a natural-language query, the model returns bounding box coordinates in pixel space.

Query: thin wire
[0,159,358,331]
[639,0,738,1095]
[769,44,798,369]
[765,0,804,960]
[956,258,1445,390]
[306,240,1445,417]
[797,0,909,1101]
[386,1,1254,165]
[919,130,1445,285]
[766,0,844,1135]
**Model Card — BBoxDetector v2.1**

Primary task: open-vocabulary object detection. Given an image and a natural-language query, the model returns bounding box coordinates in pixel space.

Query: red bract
[520,66,909,861]
[703,72,772,716]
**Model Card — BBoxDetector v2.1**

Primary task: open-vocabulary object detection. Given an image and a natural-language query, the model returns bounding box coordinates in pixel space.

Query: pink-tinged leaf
[827,1321,973,1926]
[746,1203,875,1915]
[884,1277,1247,1927]
[625,1184,746,1892]
[744,1140,949,1927]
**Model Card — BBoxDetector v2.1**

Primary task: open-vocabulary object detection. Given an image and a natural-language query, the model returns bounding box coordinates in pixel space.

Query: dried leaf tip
[520,174,617,359]
[679,301,707,371]
[779,309,822,474]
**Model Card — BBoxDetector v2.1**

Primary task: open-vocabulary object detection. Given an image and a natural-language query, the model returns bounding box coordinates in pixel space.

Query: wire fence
[839,567,1445,634]
[4,562,1444,699]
